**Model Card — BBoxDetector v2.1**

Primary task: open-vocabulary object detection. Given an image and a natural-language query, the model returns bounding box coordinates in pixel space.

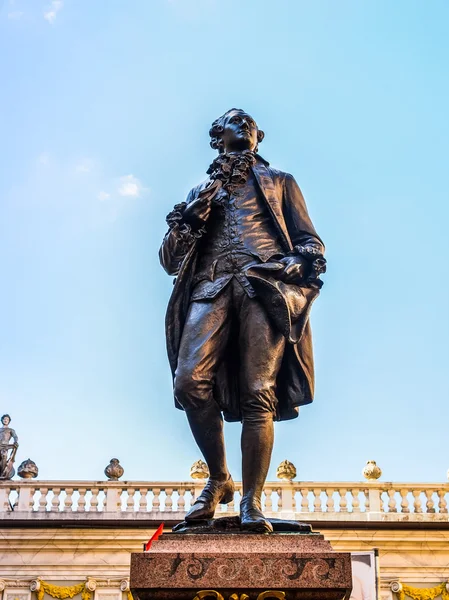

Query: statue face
[221,110,259,153]
[1,416,10,426]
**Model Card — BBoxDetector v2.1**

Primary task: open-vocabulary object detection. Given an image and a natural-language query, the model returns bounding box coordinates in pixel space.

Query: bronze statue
[0,414,19,480]
[160,109,325,533]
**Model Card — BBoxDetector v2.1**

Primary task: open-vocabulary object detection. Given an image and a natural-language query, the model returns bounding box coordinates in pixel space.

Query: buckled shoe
[240,496,273,533]
[185,476,235,522]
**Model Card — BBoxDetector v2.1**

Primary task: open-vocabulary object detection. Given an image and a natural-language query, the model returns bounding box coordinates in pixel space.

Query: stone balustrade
[0,480,448,524]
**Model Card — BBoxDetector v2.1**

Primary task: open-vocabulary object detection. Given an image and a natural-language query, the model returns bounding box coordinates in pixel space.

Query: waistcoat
[191,171,283,301]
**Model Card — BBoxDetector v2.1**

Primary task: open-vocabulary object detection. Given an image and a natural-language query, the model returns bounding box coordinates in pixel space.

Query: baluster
[300,488,309,513]
[399,489,410,513]
[387,489,397,513]
[28,488,36,511]
[126,488,136,512]
[165,488,173,511]
[78,488,87,512]
[138,488,148,512]
[90,488,100,512]
[38,488,48,512]
[313,488,322,512]
[339,489,348,512]
[152,488,161,512]
[364,489,370,512]
[0,485,12,511]
[351,489,360,513]
[277,488,282,511]
[27,487,35,511]
[51,488,61,512]
[437,490,448,513]
[325,488,335,513]
[64,488,74,512]
[264,488,273,512]
[178,488,185,513]
[425,490,435,513]
[412,490,422,513]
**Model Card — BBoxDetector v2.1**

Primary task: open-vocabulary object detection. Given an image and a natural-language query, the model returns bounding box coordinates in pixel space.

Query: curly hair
[209,108,265,153]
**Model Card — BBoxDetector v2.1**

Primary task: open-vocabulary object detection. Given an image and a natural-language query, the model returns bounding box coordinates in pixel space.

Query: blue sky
[1,0,448,484]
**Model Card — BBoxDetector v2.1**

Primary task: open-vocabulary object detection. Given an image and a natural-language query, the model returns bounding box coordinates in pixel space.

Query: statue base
[130,526,352,600]
[172,515,312,534]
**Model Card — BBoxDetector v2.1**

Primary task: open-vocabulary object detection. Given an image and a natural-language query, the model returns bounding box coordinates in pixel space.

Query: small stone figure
[104,458,124,480]
[190,460,210,479]
[0,414,19,480]
[17,459,39,479]
[362,460,382,480]
[276,460,297,481]
[160,109,325,532]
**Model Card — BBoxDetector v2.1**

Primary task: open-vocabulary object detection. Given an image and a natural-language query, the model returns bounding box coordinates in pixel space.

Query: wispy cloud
[97,191,111,202]
[44,0,63,24]
[117,174,144,198]
[25,154,147,226]
[7,11,24,19]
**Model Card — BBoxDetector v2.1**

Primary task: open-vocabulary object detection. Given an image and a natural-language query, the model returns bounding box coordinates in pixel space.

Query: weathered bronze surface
[159,109,325,533]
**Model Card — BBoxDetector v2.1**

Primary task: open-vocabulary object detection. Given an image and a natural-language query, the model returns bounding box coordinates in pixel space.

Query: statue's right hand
[183,196,212,228]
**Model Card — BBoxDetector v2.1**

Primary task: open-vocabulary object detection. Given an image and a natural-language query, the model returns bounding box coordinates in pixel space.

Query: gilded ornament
[18,458,38,479]
[391,581,449,600]
[276,459,297,480]
[190,459,210,479]
[34,580,92,600]
[193,592,224,600]
[362,460,382,480]
[194,593,285,600]
[104,458,124,480]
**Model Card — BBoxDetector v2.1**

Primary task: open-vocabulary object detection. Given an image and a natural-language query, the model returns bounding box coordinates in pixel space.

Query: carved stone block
[130,532,352,600]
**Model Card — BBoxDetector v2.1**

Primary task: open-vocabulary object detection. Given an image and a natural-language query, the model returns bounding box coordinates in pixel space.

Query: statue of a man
[0,414,19,480]
[160,109,325,532]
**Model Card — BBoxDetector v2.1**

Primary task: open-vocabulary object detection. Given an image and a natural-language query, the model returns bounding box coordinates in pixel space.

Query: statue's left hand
[279,256,309,284]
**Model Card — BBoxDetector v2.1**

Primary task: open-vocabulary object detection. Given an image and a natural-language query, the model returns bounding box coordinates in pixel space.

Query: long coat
[159,158,325,422]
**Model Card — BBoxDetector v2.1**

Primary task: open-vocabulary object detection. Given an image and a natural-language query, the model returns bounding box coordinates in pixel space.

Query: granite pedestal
[130,529,352,600]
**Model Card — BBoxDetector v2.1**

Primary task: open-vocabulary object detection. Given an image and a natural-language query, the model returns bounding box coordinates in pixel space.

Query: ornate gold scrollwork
[193,592,225,600]
[194,592,285,600]
[392,582,449,600]
[34,582,92,600]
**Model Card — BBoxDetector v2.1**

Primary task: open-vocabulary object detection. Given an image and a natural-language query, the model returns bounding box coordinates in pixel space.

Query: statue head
[1,414,11,426]
[209,108,265,154]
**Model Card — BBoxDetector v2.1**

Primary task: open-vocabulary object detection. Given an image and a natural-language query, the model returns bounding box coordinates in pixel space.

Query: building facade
[1,479,448,600]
